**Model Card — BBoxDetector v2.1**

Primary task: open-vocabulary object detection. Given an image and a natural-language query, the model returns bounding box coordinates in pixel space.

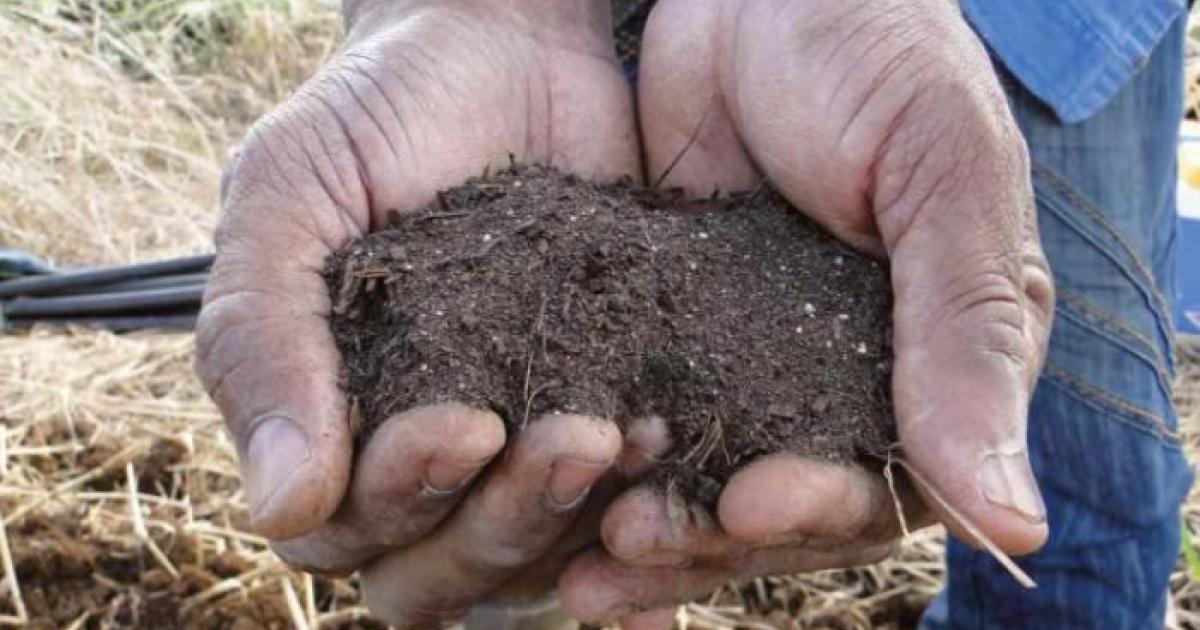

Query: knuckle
[1022,251,1056,321]
[463,531,542,571]
[939,268,1034,371]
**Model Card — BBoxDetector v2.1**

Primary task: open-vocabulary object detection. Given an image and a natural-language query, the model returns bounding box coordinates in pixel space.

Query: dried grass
[0,1,1197,628]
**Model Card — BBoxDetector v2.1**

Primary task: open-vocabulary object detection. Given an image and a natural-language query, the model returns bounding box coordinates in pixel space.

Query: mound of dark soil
[323,166,894,501]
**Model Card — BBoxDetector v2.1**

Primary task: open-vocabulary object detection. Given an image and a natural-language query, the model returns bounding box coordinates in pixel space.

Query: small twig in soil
[521,382,554,431]
[653,100,715,190]
[332,263,359,316]
[413,211,470,223]
[429,235,505,269]
[748,177,770,202]
[682,413,726,469]
[429,219,535,269]
[521,293,551,429]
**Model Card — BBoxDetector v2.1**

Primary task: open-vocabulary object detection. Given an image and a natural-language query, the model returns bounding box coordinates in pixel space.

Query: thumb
[195,113,367,540]
[876,98,1054,556]
[890,220,1053,556]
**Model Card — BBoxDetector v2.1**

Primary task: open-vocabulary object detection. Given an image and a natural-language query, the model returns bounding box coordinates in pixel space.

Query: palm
[304,4,640,230]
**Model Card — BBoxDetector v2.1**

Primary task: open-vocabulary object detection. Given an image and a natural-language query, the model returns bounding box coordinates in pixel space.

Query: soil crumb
[324,165,895,500]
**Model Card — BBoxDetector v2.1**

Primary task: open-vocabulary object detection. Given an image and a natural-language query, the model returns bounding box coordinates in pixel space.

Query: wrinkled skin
[194,0,1054,627]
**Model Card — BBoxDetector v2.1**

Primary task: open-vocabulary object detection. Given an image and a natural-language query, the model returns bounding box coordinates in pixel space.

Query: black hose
[4,313,198,332]
[0,248,54,279]
[85,272,209,295]
[0,254,214,298]
[1,284,204,318]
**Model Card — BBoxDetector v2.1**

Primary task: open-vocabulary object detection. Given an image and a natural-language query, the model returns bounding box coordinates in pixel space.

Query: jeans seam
[1056,290,1175,404]
[1032,163,1177,353]
[1041,366,1180,444]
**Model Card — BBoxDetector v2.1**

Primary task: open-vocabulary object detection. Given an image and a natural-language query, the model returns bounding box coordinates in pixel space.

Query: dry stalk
[884,447,912,538]
[891,458,1036,589]
[0,517,27,625]
[281,576,312,630]
[125,462,179,579]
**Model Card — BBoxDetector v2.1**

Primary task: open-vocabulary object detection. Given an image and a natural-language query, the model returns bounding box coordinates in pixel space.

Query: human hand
[194,0,643,624]
[560,0,1054,623]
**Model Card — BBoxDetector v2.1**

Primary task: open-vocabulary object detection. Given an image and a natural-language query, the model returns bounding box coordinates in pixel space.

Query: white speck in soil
[857,342,868,354]
[804,303,816,316]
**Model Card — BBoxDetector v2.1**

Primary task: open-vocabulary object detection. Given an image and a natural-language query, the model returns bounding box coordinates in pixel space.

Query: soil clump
[324,165,895,501]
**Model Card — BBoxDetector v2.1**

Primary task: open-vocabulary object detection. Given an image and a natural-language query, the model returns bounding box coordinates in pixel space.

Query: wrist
[343,0,612,44]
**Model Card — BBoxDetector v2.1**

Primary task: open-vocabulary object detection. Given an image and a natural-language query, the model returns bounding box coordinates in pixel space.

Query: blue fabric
[959,0,1186,124]
[921,14,1194,630]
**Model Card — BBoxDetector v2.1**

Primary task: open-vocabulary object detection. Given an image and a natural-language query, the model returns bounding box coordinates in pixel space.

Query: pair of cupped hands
[195,0,1055,627]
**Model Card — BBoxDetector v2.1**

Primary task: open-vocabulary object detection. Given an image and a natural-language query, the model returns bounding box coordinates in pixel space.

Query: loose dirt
[324,165,895,501]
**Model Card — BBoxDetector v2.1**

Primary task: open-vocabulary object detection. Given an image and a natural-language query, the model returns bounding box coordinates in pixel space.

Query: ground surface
[327,166,893,500]
[0,2,1197,629]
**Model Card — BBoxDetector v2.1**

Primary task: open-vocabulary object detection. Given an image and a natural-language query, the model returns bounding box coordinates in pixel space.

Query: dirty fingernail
[548,458,610,508]
[424,459,484,494]
[244,413,311,522]
[979,449,1046,524]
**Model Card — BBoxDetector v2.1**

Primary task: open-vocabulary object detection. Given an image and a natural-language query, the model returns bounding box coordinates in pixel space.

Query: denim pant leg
[922,15,1195,630]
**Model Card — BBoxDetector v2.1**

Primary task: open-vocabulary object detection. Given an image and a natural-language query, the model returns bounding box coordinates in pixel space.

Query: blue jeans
[923,14,1194,630]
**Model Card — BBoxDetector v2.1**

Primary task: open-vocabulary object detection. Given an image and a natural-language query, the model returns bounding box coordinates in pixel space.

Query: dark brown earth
[7,436,385,630]
[323,165,895,501]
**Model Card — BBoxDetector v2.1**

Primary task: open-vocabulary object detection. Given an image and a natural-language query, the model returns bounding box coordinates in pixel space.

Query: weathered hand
[194,0,641,624]
[560,0,1054,623]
